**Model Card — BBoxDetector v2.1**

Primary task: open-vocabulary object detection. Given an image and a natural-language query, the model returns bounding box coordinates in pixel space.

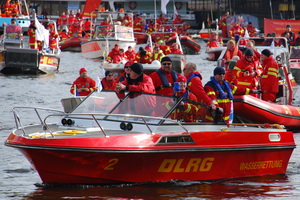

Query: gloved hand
[251,90,262,94]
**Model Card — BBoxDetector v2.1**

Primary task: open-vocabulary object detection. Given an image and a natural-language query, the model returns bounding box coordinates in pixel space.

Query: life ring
[175,2,183,10]
[129,1,137,10]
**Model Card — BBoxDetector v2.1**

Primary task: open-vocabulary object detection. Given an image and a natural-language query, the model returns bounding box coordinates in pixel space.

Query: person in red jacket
[222,40,243,70]
[82,18,93,37]
[27,21,37,49]
[204,66,256,124]
[58,11,68,31]
[183,62,216,110]
[229,22,245,39]
[133,14,144,32]
[168,75,199,122]
[219,11,229,38]
[232,48,262,96]
[70,68,97,96]
[170,43,183,54]
[246,22,257,37]
[115,63,156,115]
[101,71,116,91]
[116,60,134,83]
[206,32,223,48]
[135,47,152,64]
[150,56,179,95]
[156,40,171,55]
[151,46,165,61]
[48,24,59,52]
[125,46,136,61]
[106,44,121,63]
[260,49,279,102]
[173,15,183,25]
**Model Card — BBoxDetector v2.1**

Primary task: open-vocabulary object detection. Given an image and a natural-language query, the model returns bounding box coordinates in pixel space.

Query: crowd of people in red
[0,0,26,17]
[105,40,183,64]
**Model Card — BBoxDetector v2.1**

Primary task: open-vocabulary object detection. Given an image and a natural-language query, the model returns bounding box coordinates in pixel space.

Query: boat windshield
[71,91,210,124]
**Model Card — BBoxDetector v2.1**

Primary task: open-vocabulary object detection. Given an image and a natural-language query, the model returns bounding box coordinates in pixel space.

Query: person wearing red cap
[260,49,279,102]
[47,23,59,52]
[166,75,199,122]
[70,68,97,96]
[150,56,180,95]
[115,63,156,115]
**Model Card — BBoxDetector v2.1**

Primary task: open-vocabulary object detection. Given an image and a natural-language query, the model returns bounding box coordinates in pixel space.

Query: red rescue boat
[234,95,300,131]
[59,37,89,52]
[166,36,201,54]
[5,91,295,184]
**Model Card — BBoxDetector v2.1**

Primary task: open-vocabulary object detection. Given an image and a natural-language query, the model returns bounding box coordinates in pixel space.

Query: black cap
[261,49,272,57]
[244,48,254,56]
[286,24,292,28]
[105,70,112,77]
[161,56,172,63]
[214,66,226,75]
[130,63,143,75]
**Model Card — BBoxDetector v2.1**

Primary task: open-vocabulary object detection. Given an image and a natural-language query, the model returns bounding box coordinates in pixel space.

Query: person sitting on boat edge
[125,46,136,61]
[167,75,199,122]
[183,62,216,111]
[150,56,180,95]
[106,44,121,63]
[170,43,183,54]
[260,49,279,103]
[115,63,156,115]
[151,46,165,62]
[116,60,133,83]
[134,47,152,64]
[101,70,116,91]
[204,66,259,125]
[70,68,97,96]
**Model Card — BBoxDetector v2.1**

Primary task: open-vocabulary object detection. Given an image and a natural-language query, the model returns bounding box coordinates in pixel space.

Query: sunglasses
[124,66,129,68]
[217,73,225,75]
[162,63,172,65]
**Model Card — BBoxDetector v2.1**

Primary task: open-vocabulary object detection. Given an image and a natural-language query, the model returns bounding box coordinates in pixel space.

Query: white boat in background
[81,12,136,59]
[0,17,60,75]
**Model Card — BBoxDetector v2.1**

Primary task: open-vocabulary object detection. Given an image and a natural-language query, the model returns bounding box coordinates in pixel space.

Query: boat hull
[81,40,136,59]
[234,95,300,131]
[59,37,89,52]
[6,129,295,184]
[166,36,201,55]
[0,48,60,75]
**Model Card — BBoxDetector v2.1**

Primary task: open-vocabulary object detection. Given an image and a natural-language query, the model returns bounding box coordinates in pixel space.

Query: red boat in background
[234,95,300,131]
[59,37,89,52]
[166,35,201,54]
[5,91,295,184]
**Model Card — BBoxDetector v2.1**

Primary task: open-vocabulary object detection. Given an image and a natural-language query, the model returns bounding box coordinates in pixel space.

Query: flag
[35,16,49,48]
[161,0,170,15]
[173,3,178,19]
[83,0,102,18]
[97,76,103,92]
[175,35,183,53]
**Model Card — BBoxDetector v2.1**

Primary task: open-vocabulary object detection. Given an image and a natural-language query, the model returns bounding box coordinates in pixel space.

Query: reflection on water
[22,175,295,200]
[1,48,300,200]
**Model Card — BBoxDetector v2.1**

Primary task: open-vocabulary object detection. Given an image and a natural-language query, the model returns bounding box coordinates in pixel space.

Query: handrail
[12,106,65,137]
[41,112,190,138]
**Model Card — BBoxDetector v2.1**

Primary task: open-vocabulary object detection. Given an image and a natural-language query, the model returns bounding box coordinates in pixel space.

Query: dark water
[1,49,300,200]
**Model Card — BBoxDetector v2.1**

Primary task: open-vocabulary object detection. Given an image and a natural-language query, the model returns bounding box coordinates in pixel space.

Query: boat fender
[129,1,137,10]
